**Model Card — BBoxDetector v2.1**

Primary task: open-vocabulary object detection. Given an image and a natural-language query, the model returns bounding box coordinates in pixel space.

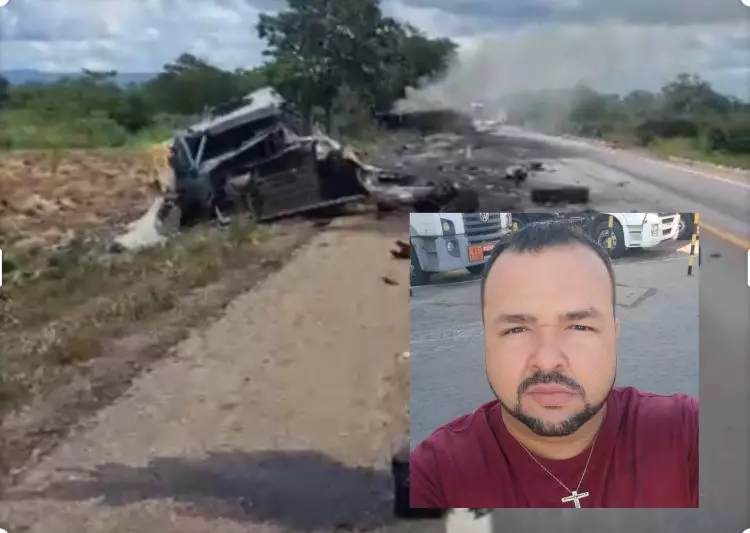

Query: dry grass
[0,135,398,479]
[0,147,319,432]
[0,218,282,413]
[0,215,319,481]
[0,148,168,252]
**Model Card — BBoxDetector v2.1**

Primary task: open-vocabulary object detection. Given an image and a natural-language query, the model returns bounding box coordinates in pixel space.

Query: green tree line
[0,0,457,149]
[504,73,750,166]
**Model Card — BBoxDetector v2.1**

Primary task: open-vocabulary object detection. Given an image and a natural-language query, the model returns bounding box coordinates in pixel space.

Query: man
[409,220,698,508]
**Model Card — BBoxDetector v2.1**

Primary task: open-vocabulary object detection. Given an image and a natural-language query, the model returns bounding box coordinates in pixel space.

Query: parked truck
[511,211,681,258]
[409,211,682,286]
[409,212,513,286]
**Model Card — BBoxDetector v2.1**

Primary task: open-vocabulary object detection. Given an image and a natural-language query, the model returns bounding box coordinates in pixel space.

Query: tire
[678,213,694,241]
[593,218,626,259]
[410,247,430,286]
[466,264,485,276]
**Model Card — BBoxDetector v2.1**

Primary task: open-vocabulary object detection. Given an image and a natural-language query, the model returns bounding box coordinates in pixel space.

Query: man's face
[483,244,618,437]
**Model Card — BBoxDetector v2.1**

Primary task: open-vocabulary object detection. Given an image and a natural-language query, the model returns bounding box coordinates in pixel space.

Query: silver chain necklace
[516,431,600,508]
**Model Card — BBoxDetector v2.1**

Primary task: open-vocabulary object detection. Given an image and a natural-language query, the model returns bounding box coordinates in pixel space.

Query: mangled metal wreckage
[165,87,369,223]
[114,87,477,251]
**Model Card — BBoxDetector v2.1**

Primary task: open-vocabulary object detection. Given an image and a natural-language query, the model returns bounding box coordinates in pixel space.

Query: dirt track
[0,215,411,533]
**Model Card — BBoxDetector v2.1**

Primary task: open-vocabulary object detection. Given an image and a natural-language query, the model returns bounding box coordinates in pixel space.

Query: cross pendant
[561,490,589,508]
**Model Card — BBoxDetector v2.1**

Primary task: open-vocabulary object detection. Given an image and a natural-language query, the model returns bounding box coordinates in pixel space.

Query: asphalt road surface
[409,130,750,533]
[490,127,750,241]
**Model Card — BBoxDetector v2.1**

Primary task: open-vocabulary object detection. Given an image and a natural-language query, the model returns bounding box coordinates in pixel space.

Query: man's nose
[529,327,567,372]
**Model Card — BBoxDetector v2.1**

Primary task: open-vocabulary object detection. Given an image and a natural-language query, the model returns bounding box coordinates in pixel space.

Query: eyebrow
[492,307,603,325]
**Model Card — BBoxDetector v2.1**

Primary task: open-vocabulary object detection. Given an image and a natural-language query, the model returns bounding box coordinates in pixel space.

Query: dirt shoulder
[0,214,411,533]
[0,219,320,485]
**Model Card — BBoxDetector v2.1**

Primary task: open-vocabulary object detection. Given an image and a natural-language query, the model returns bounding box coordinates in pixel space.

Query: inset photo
[409,212,699,508]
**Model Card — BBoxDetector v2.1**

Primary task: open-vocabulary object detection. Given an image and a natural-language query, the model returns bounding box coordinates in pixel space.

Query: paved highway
[495,127,750,242]
[408,132,750,533]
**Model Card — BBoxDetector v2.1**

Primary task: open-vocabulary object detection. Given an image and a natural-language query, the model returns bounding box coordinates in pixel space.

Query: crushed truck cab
[165,87,368,223]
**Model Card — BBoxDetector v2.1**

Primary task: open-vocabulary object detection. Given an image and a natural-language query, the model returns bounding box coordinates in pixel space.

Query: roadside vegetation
[504,73,750,169]
[0,0,455,150]
[0,0,455,457]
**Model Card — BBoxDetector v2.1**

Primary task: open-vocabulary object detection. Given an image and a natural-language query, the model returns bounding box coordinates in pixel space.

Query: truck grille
[462,213,507,244]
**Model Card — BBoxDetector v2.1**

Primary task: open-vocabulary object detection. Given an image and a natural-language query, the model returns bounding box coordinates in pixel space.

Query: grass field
[647,137,750,170]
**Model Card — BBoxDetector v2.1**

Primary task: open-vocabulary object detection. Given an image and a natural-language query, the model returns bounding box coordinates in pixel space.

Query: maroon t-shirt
[410,386,698,508]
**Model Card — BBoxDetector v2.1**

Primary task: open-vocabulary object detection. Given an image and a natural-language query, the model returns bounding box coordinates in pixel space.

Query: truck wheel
[466,264,485,276]
[511,215,526,231]
[678,213,694,240]
[410,248,430,286]
[594,219,626,259]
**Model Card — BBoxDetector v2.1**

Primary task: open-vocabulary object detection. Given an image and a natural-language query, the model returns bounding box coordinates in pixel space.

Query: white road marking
[628,154,750,189]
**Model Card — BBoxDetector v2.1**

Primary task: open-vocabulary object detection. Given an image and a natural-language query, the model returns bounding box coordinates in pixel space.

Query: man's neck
[501,405,607,460]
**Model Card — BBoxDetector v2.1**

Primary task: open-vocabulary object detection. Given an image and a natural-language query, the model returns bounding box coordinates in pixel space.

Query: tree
[257,0,370,130]
[142,54,251,115]
[0,75,9,109]
[366,20,457,113]
[622,90,658,119]
[660,73,731,117]
[257,0,456,130]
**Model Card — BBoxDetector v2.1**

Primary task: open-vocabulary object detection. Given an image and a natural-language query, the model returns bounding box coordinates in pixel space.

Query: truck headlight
[446,241,455,252]
[440,218,455,235]
[651,224,659,237]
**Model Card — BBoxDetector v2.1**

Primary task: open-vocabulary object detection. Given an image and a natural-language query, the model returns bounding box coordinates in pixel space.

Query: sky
[0,0,748,100]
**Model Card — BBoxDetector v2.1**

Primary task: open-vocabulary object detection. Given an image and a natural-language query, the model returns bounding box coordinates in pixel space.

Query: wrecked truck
[162,88,480,223]
[163,87,370,224]
[114,88,483,251]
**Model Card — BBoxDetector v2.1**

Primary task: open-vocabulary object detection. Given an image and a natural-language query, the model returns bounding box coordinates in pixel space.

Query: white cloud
[0,0,268,72]
[383,2,750,99]
[0,0,747,99]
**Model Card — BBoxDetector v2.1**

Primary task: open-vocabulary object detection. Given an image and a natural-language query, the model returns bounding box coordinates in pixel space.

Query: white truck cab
[512,212,681,258]
[409,212,680,286]
[409,213,512,286]
[584,212,681,258]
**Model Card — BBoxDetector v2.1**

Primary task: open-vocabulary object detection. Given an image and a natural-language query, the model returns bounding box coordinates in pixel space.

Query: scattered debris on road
[390,240,410,259]
[111,100,599,253]
[115,91,490,251]
[531,185,590,205]
[111,196,180,252]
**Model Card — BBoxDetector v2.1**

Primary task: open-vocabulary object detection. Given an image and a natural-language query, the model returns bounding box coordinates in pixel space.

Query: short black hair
[480,220,617,314]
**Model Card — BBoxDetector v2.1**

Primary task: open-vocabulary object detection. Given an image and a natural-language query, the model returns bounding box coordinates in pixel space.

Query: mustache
[518,371,583,395]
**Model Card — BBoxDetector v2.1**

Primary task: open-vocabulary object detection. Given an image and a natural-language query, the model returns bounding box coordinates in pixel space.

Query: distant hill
[1,70,157,86]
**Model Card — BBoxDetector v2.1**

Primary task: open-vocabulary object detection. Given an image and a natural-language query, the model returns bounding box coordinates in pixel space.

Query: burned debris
[162,87,370,225]
[530,185,590,205]
[113,92,592,251]
[390,240,410,259]
[115,89,483,251]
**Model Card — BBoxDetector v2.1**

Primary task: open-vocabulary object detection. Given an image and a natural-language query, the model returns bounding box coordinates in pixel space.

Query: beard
[490,370,615,437]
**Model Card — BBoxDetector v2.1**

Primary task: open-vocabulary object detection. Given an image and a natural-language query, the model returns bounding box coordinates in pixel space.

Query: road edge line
[700,222,750,250]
